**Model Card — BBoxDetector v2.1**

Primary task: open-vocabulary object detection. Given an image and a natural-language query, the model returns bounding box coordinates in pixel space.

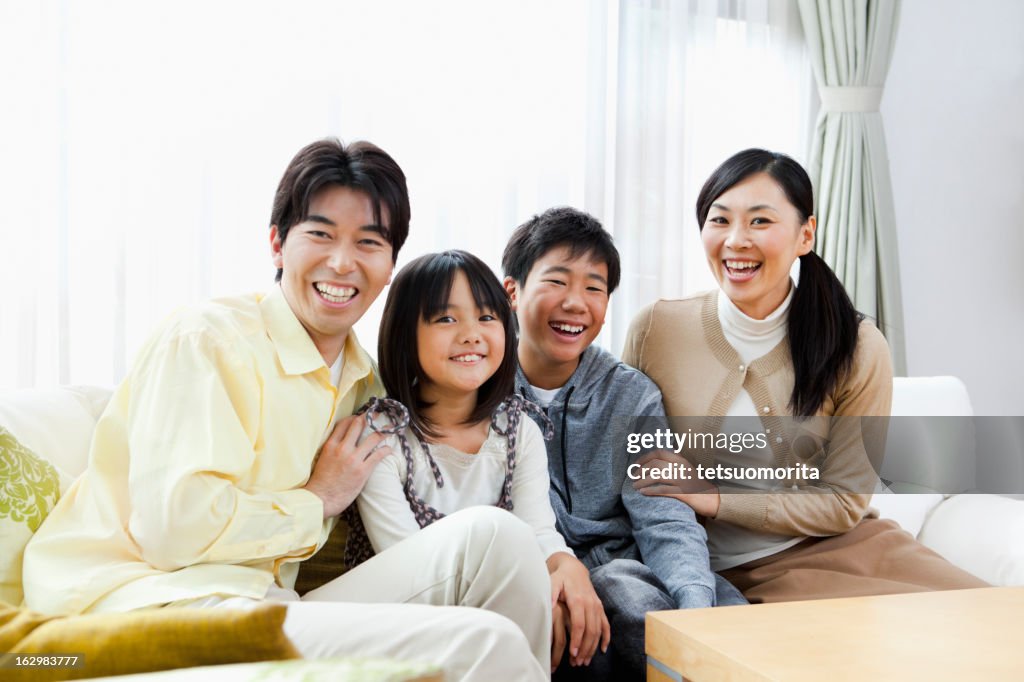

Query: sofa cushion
[0,428,64,606]
[0,386,111,480]
[294,519,350,595]
[0,601,299,681]
[868,491,944,538]
[918,494,1024,586]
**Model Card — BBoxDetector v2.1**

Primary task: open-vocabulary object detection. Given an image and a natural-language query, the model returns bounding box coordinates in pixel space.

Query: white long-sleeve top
[356,415,572,560]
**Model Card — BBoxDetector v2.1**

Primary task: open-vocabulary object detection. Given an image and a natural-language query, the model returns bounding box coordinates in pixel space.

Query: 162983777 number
[0,653,85,668]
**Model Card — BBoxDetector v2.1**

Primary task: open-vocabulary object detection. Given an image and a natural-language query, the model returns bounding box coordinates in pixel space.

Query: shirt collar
[259,285,374,383]
[336,331,376,396]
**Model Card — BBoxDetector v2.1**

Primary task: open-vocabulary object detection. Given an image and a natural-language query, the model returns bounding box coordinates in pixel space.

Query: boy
[503,207,743,680]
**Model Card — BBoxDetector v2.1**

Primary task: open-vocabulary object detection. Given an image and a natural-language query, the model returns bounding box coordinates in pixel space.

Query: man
[503,207,745,681]
[24,139,550,681]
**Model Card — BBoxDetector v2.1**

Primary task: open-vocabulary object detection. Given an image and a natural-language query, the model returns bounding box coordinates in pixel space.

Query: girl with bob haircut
[348,250,610,672]
[624,149,987,603]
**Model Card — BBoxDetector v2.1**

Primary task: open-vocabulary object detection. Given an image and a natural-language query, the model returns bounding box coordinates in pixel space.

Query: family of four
[23,139,985,681]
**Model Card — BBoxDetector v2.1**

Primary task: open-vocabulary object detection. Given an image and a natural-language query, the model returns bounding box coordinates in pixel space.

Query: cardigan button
[762,406,771,413]
[738,364,745,372]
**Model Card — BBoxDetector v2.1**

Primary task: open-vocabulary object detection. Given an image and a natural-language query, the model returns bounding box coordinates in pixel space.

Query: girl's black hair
[695,149,862,417]
[378,250,518,438]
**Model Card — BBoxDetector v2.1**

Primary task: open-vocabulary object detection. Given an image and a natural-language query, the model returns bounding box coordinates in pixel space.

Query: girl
[350,250,610,673]
[624,149,987,603]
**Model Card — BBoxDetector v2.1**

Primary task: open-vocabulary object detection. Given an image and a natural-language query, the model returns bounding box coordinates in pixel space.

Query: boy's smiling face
[505,246,609,389]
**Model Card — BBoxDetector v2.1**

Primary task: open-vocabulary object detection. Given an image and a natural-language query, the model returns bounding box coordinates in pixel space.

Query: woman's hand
[632,450,722,518]
[547,552,610,668]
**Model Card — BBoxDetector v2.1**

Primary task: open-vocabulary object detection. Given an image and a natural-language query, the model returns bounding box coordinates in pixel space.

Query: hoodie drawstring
[559,386,575,514]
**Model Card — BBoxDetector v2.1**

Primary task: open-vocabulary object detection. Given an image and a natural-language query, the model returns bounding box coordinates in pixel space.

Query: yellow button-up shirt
[23,287,381,615]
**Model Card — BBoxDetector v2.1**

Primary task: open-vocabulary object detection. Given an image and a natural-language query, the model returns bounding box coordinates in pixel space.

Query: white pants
[189,507,551,681]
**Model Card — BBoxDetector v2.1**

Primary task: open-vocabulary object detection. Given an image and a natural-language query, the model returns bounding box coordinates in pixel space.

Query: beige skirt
[719,518,988,604]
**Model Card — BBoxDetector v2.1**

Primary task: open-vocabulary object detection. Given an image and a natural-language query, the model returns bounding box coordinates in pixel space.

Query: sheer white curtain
[585,0,817,352]
[1,0,815,389]
[0,0,591,388]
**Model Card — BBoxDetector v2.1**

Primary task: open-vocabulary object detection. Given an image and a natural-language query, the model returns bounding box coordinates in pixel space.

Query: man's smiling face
[271,184,394,365]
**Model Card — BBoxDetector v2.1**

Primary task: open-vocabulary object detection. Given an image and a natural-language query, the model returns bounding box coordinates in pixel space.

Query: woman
[623,148,986,603]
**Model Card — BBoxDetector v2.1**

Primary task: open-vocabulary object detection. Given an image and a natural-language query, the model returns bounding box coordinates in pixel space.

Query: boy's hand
[551,602,570,672]
[303,415,392,518]
[547,552,610,667]
[632,451,721,517]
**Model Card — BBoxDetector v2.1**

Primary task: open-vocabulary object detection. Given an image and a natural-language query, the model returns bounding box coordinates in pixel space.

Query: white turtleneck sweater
[717,286,792,417]
[707,283,806,571]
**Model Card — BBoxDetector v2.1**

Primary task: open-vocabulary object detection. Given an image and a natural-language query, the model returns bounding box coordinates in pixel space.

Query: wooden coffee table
[647,587,1024,681]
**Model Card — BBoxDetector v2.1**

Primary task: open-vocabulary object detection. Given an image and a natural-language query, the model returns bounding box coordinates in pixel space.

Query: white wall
[882,0,1024,415]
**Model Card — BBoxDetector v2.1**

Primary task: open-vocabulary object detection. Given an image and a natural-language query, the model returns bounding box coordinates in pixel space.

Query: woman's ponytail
[788,251,862,417]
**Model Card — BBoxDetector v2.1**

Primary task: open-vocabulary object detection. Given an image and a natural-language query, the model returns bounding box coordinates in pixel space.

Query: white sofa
[870,377,1024,586]
[2,376,1022,596]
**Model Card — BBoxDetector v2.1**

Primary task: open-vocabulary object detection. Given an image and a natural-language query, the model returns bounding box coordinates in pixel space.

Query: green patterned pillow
[0,426,62,605]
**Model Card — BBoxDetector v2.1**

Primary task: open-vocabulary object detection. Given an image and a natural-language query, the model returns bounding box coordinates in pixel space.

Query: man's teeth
[452,354,483,363]
[315,283,356,302]
[553,323,584,334]
[725,261,760,270]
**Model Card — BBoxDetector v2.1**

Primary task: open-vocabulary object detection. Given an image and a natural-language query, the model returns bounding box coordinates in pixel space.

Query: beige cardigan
[623,290,893,537]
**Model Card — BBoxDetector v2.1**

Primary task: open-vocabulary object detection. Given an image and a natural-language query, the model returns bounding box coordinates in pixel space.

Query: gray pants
[554,558,746,681]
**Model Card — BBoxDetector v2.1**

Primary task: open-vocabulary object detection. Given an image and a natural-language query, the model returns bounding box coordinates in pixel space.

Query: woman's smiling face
[701,172,816,320]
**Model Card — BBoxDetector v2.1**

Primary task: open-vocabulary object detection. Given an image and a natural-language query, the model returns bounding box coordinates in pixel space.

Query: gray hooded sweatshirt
[515,345,717,608]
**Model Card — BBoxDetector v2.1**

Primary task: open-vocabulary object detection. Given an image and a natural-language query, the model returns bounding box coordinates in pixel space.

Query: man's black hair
[270,138,410,280]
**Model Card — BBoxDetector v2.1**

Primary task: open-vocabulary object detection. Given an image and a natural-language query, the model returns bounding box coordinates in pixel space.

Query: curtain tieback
[819,86,884,113]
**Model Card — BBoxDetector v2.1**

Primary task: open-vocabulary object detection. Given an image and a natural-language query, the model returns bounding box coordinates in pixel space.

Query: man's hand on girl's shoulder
[302,415,392,518]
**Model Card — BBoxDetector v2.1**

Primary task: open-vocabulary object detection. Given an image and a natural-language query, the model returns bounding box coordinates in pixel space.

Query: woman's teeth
[452,354,483,362]
[725,260,761,274]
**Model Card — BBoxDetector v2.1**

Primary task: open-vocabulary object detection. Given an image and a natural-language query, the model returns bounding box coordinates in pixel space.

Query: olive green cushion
[294,519,350,595]
[0,601,299,681]
[0,427,63,605]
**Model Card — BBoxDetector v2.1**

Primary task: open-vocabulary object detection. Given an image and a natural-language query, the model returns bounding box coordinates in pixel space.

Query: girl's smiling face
[416,270,506,403]
[701,172,816,320]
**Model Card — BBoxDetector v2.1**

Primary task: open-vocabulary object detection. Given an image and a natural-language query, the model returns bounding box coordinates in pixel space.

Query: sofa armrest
[917,494,1024,586]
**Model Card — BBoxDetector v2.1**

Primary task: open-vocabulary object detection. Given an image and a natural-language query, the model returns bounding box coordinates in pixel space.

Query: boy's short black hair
[378,250,517,439]
[501,206,620,293]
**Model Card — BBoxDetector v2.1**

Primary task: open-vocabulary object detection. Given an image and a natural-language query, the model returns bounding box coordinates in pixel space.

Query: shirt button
[763,406,771,413]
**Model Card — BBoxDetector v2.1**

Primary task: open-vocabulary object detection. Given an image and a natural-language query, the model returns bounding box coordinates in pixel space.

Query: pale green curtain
[798,0,906,374]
